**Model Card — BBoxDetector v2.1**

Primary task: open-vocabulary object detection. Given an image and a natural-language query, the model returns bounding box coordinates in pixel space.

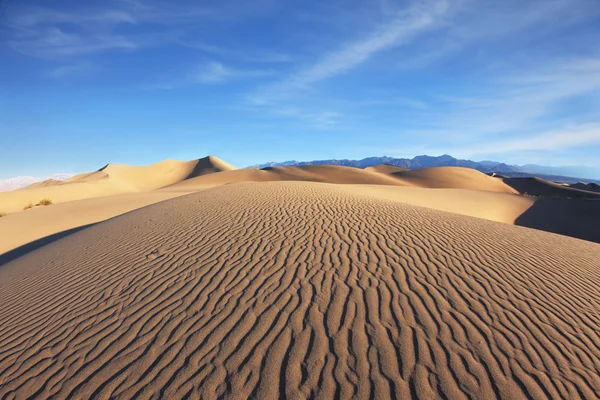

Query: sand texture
[1,181,599,399]
[0,192,188,258]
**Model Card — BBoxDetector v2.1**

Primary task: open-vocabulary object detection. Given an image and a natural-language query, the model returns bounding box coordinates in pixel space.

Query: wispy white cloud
[4,1,275,60]
[180,42,292,64]
[191,62,233,84]
[247,0,453,124]
[47,61,97,78]
[264,0,452,95]
[7,5,143,59]
[460,124,600,155]
[144,61,275,89]
[190,61,275,85]
[271,107,342,128]
[288,0,450,86]
[417,56,600,138]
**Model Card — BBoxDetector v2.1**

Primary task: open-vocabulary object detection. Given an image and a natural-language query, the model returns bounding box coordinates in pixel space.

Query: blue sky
[1,0,600,178]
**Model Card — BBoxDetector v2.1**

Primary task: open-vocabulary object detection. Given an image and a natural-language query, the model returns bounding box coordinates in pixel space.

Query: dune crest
[165,164,517,194]
[387,166,518,193]
[502,177,600,199]
[0,156,235,213]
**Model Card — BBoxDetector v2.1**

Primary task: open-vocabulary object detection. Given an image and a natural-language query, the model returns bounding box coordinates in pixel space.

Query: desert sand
[1,181,599,399]
[1,157,600,399]
[0,156,235,214]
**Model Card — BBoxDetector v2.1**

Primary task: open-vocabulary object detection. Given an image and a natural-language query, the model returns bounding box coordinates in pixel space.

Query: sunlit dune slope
[0,191,188,257]
[0,156,234,213]
[364,164,410,174]
[163,164,406,191]
[388,166,518,193]
[0,181,599,399]
[165,164,517,194]
[343,185,534,224]
[19,179,68,190]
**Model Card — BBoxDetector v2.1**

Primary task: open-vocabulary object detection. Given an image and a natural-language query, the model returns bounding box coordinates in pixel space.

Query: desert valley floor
[0,156,599,399]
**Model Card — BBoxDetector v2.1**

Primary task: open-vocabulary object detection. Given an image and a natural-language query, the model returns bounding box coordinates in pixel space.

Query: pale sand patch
[0,191,189,256]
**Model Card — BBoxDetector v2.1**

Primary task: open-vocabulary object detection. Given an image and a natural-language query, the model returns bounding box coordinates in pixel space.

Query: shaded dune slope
[1,182,599,399]
[502,177,600,199]
[570,182,600,193]
[516,198,600,243]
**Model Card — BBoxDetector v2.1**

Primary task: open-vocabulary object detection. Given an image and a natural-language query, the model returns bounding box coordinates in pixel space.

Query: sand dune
[343,185,534,224]
[364,164,409,174]
[163,164,407,191]
[0,181,599,399]
[94,156,235,191]
[569,182,600,193]
[502,177,600,199]
[2,159,598,257]
[0,191,189,259]
[388,166,518,193]
[166,164,517,194]
[0,156,234,213]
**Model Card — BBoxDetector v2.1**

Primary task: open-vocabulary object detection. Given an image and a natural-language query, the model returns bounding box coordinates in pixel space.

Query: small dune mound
[391,166,517,193]
[365,164,409,174]
[569,182,600,193]
[166,164,405,191]
[504,177,600,199]
[19,179,67,190]
[265,165,406,185]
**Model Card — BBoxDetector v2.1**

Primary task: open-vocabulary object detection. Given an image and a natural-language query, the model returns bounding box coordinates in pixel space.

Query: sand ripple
[0,182,599,399]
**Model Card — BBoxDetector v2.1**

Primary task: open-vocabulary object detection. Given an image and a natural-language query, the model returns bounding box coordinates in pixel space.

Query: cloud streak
[462,124,600,155]
[247,0,453,124]
[290,1,450,86]
[47,61,96,77]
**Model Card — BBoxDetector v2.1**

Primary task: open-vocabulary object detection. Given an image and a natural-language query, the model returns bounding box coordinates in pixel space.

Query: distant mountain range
[250,154,600,184]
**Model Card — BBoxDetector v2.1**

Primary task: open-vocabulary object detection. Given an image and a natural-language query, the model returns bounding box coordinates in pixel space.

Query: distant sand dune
[0,182,599,399]
[364,164,410,174]
[569,182,600,193]
[388,166,518,193]
[164,164,407,191]
[502,177,600,199]
[166,164,517,194]
[0,156,235,213]
[1,160,599,257]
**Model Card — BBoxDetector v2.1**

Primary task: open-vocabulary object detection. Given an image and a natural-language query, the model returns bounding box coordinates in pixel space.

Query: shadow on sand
[0,223,96,267]
[515,199,600,244]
